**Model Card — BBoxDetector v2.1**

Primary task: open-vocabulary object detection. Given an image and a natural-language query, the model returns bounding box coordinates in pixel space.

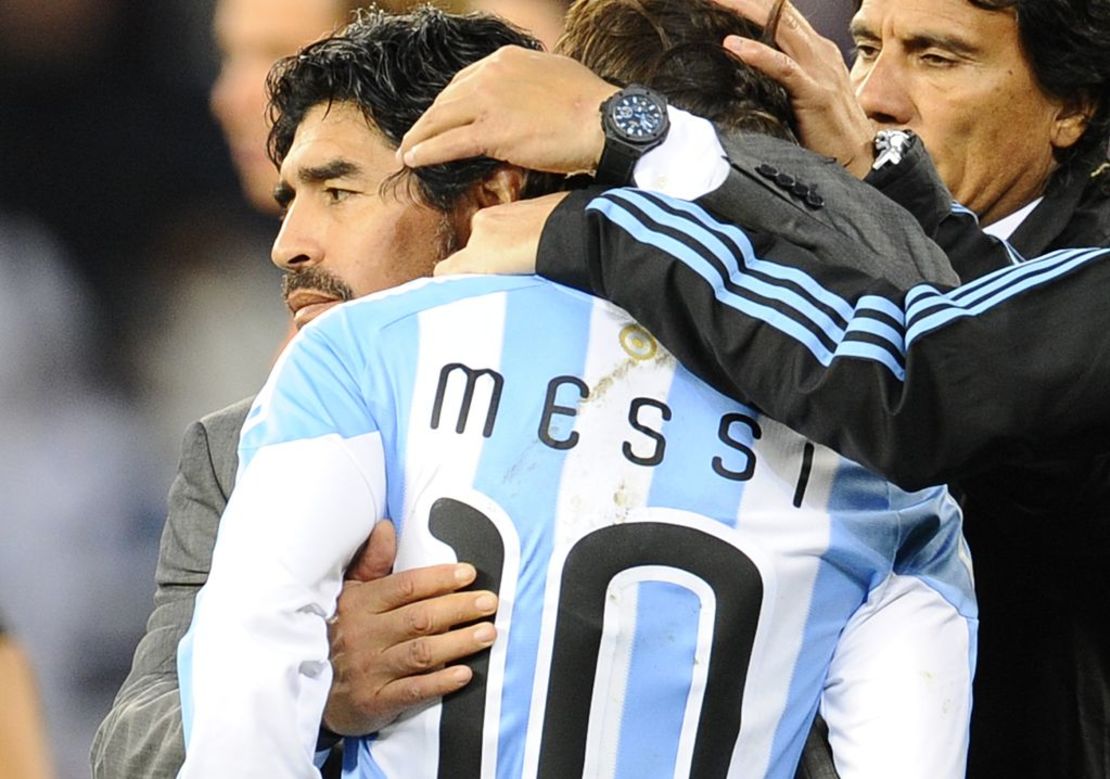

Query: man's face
[272,102,452,329]
[210,0,346,214]
[850,0,1087,225]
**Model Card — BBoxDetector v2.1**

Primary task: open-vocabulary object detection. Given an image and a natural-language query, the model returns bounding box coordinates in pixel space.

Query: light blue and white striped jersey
[178,274,976,779]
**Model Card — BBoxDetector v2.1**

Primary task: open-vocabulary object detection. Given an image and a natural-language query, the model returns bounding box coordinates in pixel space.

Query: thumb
[434,247,477,276]
[345,519,397,582]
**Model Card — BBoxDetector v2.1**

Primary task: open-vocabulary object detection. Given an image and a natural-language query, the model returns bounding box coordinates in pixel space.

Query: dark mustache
[281,267,356,303]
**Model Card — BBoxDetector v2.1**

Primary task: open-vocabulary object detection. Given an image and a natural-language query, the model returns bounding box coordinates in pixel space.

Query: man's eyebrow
[298,159,362,184]
[849,18,980,57]
[849,19,879,40]
[902,31,980,57]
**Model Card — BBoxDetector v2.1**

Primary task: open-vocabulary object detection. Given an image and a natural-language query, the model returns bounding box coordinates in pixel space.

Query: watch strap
[595,136,643,187]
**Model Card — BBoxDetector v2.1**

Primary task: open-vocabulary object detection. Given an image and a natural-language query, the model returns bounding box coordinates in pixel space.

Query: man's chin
[293,300,341,330]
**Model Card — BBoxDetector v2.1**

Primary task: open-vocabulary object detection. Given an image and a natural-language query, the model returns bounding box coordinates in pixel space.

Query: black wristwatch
[595,85,671,186]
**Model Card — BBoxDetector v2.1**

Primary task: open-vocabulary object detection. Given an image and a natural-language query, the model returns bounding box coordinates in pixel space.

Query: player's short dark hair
[557,0,796,141]
[267,6,545,211]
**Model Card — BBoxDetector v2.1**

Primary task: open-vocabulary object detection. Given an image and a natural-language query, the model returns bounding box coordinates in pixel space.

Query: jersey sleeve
[820,489,976,778]
[536,187,1110,491]
[177,321,387,779]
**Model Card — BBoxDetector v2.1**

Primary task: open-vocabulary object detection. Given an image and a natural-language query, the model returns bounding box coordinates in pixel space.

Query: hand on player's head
[713,0,875,177]
[398,45,617,176]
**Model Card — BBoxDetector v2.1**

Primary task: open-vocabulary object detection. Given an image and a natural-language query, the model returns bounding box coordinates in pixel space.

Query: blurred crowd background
[0,0,853,776]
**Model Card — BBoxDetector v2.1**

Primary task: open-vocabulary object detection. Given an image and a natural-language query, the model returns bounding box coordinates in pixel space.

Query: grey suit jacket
[703,132,959,288]
[91,398,251,779]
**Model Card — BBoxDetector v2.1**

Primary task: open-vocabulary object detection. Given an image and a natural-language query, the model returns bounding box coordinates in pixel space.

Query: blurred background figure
[0,208,149,779]
[0,1,855,776]
[210,0,372,214]
[0,621,55,779]
[467,0,569,48]
[465,0,853,56]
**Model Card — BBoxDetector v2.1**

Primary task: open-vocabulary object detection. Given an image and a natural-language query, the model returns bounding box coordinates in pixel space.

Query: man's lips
[286,289,342,329]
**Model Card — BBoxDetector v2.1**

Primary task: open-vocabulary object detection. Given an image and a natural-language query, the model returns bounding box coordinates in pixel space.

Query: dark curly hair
[557,0,797,141]
[266,6,546,211]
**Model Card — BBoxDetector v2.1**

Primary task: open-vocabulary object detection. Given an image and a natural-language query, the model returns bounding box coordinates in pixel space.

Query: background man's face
[210,0,347,213]
[849,0,1082,225]
[271,102,450,329]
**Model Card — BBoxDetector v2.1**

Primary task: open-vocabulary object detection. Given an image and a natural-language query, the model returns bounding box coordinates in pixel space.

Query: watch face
[612,93,665,140]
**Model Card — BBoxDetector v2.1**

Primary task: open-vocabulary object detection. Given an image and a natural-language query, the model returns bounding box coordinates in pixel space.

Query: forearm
[822,576,975,778]
[537,189,1110,489]
[179,570,335,778]
[181,382,384,777]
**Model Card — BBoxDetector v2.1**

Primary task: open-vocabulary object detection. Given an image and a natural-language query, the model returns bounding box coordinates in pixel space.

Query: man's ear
[1050,94,1097,151]
[449,165,528,247]
[474,165,527,208]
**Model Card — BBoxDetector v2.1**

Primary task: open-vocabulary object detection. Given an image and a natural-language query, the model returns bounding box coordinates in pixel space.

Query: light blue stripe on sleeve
[608,190,859,324]
[907,248,1107,344]
[588,197,843,365]
[604,190,858,326]
[588,196,907,378]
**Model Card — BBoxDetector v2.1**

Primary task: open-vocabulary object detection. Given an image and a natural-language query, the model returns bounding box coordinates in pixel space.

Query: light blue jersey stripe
[613,365,754,773]
[769,464,898,775]
[616,583,701,779]
[465,288,594,779]
[369,314,420,536]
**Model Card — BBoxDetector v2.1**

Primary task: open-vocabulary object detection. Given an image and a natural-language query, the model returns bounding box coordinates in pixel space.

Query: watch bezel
[596,85,671,186]
[602,86,669,145]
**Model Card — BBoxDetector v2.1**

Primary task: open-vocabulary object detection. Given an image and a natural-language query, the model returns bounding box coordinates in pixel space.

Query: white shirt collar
[982,197,1043,240]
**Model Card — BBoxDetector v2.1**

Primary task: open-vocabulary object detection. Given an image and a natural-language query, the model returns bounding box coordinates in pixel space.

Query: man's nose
[271,202,322,271]
[852,51,915,128]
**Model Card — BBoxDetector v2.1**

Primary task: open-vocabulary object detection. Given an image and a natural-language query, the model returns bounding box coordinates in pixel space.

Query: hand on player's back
[323,520,499,736]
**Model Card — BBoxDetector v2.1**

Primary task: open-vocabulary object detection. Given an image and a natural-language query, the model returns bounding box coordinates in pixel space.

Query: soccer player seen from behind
[178,8,976,778]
